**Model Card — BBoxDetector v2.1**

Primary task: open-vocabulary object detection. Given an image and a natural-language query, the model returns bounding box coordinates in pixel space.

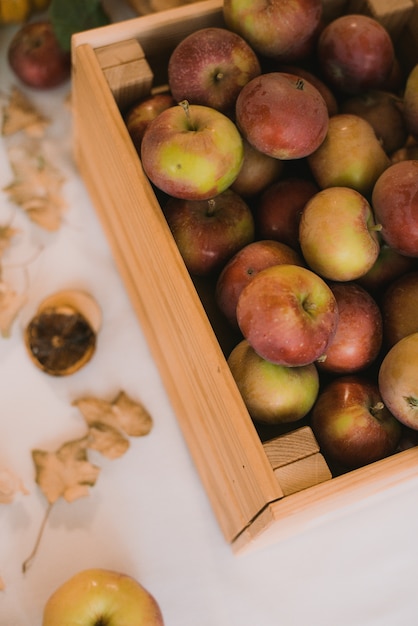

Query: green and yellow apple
[167,27,261,115]
[235,72,329,160]
[236,264,339,366]
[378,332,418,430]
[299,186,381,281]
[223,0,322,61]
[228,338,319,424]
[307,114,391,196]
[42,568,164,626]
[141,102,244,200]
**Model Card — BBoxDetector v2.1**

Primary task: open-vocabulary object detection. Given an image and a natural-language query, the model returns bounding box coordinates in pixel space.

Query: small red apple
[163,189,254,276]
[378,332,418,430]
[381,271,418,348]
[235,72,329,160]
[167,27,261,115]
[317,14,395,94]
[7,20,71,89]
[215,239,304,328]
[230,138,284,198]
[228,338,320,425]
[311,375,402,470]
[236,264,339,366]
[318,282,383,374]
[125,92,176,151]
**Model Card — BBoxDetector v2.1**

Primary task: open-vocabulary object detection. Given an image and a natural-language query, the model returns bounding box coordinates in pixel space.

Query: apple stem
[370,401,385,417]
[295,78,305,90]
[178,99,192,125]
[370,223,383,232]
[206,198,216,216]
[22,502,53,573]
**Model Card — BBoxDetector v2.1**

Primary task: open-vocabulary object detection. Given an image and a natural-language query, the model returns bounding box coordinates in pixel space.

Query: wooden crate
[71,0,418,553]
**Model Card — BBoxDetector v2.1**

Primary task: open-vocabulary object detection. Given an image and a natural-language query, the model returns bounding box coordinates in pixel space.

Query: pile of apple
[125,0,418,474]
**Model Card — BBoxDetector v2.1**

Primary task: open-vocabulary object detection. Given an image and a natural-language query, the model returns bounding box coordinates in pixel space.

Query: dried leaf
[0,224,19,259]
[32,436,100,504]
[73,391,153,459]
[0,576,4,591]
[0,467,29,503]
[4,144,67,231]
[1,87,50,137]
[0,281,27,338]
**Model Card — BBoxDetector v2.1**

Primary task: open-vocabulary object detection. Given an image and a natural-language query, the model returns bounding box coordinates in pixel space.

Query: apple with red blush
[223,0,323,61]
[372,160,418,257]
[278,65,338,116]
[227,339,319,425]
[235,72,329,160]
[230,138,284,198]
[317,14,395,95]
[311,375,402,470]
[381,271,418,348]
[215,239,304,328]
[236,264,339,367]
[255,177,319,249]
[141,102,244,201]
[163,188,254,276]
[378,332,418,430]
[167,27,261,115]
[318,282,383,375]
[358,242,417,295]
[299,186,381,282]
[125,92,176,151]
[7,20,70,89]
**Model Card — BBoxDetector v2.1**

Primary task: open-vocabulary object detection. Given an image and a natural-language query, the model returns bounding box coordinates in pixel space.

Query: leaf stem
[22,502,53,574]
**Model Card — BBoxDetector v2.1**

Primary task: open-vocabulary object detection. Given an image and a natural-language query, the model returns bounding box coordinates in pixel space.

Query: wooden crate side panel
[233,447,418,553]
[72,42,283,543]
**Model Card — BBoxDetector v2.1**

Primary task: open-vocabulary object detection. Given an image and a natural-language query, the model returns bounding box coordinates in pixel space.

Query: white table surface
[2,4,418,625]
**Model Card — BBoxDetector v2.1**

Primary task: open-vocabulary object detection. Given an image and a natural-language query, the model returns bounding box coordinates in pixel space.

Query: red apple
[381,271,418,348]
[125,92,176,151]
[227,339,320,425]
[141,102,244,201]
[167,27,261,115]
[163,188,254,276]
[340,90,407,155]
[307,114,391,197]
[378,332,418,430]
[7,20,71,89]
[299,186,381,281]
[358,242,417,295]
[230,138,284,198]
[318,282,383,374]
[372,160,418,257]
[223,0,322,61]
[255,177,319,249]
[215,239,304,328]
[311,375,402,470]
[236,264,339,366]
[278,64,338,116]
[235,72,329,160]
[317,14,395,94]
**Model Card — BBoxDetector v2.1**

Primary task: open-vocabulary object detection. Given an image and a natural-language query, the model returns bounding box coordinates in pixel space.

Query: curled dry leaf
[4,143,67,231]
[32,436,100,504]
[74,391,153,459]
[0,466,29,503]
[1,87,50,137]
[0,281,27,338]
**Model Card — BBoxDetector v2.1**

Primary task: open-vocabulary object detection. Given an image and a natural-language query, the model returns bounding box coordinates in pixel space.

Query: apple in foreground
[215,239,304,327]
[42,568,164,626]
[299,186,381,281]
[317,14,395,94]
[163,188,254,276]
[167,27,261,115]
[236,264,339,366]
[307,114,390,197]
[228,339,319,424]
[318,282,383,374]
[125,92,176,151]
[223,0,322,61]
[372,160,418,257]
[381,271,418,348]
[235,72,329,160]
[378,332,418,430]
[8,20,71,89]
[311,376,402,470]
[141,102,243,200]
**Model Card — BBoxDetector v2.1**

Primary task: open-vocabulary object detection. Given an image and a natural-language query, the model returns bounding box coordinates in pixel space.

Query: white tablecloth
[1,5,418,625]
